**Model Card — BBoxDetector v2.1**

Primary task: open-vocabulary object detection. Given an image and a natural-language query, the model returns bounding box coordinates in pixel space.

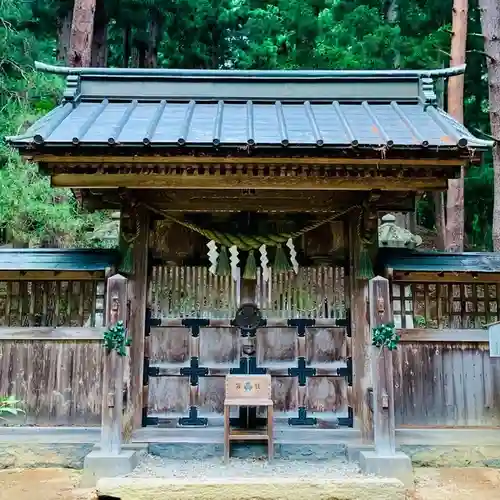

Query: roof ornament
[62,75,81,103]
[421,76,437,110]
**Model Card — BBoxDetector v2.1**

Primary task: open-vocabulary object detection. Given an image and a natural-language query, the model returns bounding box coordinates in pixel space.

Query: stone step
[148,441,347,461]
[96,477,406,500]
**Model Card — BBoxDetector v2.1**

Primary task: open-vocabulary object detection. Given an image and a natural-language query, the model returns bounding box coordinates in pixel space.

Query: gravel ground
[126,454,365,480]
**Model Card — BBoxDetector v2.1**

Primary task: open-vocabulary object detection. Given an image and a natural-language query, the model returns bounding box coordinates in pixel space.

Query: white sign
[488,324,500,357]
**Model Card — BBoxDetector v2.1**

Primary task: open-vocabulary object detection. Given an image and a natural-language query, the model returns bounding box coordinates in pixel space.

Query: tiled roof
[0,249,118,272]
[8,100,491,150]
[6,63,492,152]
[379,249,500,274]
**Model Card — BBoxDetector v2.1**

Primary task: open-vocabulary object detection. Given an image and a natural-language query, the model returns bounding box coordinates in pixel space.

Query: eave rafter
[43,157,460,192]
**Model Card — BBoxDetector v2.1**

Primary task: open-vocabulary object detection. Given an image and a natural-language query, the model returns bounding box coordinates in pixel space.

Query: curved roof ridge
[34,61,466,80]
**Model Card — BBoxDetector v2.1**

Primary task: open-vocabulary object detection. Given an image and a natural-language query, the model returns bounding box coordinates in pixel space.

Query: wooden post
[127,206,150,430]
[349,217,372,442]
[369,276,396,455]
[101,273,128,454]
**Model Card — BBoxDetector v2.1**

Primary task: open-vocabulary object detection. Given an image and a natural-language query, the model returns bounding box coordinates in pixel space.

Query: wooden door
[145,265,352,427]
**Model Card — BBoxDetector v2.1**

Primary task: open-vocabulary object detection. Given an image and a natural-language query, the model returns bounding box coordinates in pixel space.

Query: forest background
[0,0,495,249]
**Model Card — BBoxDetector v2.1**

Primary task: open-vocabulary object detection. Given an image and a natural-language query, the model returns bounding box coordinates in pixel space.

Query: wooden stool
[224,374,273,463]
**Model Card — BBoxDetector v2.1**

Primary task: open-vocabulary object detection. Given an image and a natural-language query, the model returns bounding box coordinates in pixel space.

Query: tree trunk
[138,45,147,69]
[123,25,131,68]
[145,11,161,68]
[57,9,73,63]
[69,0,97,67]
[479,0,500,250]
[131,45,140,68]
[434,192,446,249]
[445,0,468,252]
[91,0,108,67]
[384,0,400,67]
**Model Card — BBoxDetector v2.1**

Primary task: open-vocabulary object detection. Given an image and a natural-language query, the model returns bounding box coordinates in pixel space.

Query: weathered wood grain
[101,273,128,454]
[398,328,488,342]
[200,326,239,365]
[257,327,297,366]
[150,327,190,364]
[0,339,103,425]
[0,271,105,281]
[0,327,104,340]
[393,342,500,426]
[307,377,346,413]
[126,206,150,430]
[36,154,466,166]
[306,327,346,363]
[0,279,105,328]
[52,172,449,191]
[349,218,372,441]
[369,276,396,455]
[148,377,190,414]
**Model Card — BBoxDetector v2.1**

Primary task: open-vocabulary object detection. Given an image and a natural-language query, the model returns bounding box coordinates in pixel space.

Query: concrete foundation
[81,449,139,487]
[358,450,413,488]
[96,477,406,500]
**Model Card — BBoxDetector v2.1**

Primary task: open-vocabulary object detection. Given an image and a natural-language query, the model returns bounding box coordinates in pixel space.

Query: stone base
[359,450,413,488]
[81,449,139,488]
[96,477,406,500]
[345,444,374,463]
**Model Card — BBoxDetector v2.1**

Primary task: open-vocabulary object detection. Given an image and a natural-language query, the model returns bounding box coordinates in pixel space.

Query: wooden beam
[138,197,415,214]
[81,189,416,213]
[0,271,105,281]
[0,326,104,341]
[125,205,150,432]
[36,154,465,166]
[398,328,488,342]
[52,173,448,191]
[349,216,372,443]
[392,271,500,283]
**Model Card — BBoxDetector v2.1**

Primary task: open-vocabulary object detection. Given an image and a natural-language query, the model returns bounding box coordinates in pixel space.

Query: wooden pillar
[368,276,396,455]
[101,273,128,454]
[123,205,150,433]
[348,215,373,442]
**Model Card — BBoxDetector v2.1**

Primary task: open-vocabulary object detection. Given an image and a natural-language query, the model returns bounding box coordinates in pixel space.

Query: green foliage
[413,315,427,328]
[372,322,400,350]
[0,395,25,421]
[103,320,131,356]
[465,165,493,250]
[0,0,107,247]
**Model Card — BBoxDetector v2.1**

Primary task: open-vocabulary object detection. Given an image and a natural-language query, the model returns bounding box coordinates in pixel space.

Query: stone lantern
[378,214,422,249]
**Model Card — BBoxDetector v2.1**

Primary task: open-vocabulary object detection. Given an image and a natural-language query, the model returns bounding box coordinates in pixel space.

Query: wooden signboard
[225,374,272,405]
[224,374,273,462]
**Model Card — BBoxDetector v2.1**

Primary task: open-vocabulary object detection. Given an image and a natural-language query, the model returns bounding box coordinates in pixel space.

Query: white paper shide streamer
[207,240,219,275]
[259,244,270,282]
[229,245,240,282]
[287,238,299,274]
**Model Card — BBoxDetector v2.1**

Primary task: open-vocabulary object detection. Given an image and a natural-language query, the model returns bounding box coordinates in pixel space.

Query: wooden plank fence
[0,275,106,426]
[391,276,500,427]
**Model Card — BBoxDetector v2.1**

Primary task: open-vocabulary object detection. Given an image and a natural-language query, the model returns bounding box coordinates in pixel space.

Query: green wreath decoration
[103,320,131,356]
[372,322,400,351]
